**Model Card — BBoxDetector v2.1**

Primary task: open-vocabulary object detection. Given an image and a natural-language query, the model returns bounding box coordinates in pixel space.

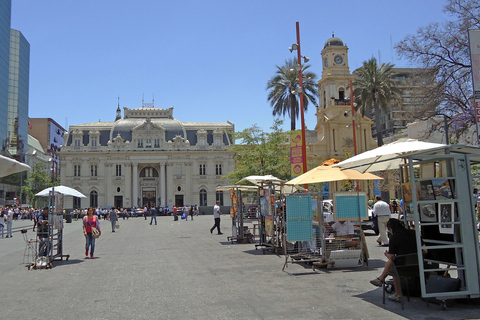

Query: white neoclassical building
[59,104,235,211]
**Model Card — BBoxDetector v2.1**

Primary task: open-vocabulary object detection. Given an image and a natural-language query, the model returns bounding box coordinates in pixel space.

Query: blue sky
[11,0,449,133]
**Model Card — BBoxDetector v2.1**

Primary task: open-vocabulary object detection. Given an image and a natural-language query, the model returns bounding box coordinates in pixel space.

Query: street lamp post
[291,22,308,176]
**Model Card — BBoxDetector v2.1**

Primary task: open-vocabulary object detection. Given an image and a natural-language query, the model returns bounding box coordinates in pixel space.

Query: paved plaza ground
[1,215,479,320]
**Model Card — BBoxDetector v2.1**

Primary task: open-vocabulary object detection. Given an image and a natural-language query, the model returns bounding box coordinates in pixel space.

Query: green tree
[266,58,318,131]
[22,163,56,208]
[226,119,291,183]
[395,0,480,139]
[353,57,401,146]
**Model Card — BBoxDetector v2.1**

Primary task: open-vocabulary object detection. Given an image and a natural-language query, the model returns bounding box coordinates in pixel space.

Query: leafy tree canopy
[22,163,57,207]
[226,119,291,183]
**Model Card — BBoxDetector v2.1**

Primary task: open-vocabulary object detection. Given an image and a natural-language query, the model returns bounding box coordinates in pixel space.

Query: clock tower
[310,35,376,161]
[318,35,354,110]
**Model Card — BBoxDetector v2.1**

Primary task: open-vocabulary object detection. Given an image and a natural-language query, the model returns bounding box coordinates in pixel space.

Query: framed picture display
[419,203,437,222]
[416,180,435,201]
[438,202,454,234]
[432,178,453,200]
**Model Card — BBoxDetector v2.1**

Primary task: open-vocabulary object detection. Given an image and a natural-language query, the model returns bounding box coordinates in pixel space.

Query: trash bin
[65,213,72,223]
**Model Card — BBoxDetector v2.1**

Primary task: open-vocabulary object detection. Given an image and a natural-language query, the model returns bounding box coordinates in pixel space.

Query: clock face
[334,55,344,65]
[324,58,328,68]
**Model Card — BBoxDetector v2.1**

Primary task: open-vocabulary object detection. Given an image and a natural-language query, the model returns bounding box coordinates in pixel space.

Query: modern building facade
[0,0,11,152]
[29,118,66,181]
[59,104,235,210]
[368,68,426,141]
[7,29,30,161]
[26,134,50,171]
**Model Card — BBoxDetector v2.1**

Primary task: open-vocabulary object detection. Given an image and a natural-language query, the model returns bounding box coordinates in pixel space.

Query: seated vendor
[37,207,50,256]
[324,220,358,248]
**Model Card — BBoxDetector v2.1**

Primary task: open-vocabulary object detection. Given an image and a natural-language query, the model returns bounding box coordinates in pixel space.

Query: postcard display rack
[226,186,256,244]
[255,185,284,254]
[401,151,480,303]
[282,192,324,270]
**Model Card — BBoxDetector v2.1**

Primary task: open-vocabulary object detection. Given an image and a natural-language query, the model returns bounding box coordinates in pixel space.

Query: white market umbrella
[0,155,31,177]
[333,139,446,173]
[236,175,286,186]
[35,185,87,198]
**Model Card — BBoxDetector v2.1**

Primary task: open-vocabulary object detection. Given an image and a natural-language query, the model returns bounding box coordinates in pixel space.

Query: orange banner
[290,130,303,178]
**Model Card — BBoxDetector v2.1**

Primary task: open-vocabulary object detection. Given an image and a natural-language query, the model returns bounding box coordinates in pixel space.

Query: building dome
[324,37,344,48]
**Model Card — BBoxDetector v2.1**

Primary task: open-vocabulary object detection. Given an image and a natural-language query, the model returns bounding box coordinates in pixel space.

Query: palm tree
[353,57,401,146]
[266,58,318,131]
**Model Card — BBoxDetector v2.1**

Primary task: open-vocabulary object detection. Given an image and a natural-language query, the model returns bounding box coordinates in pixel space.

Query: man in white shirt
[6,207,13,238]
[373,195,391,246]
[210,201,223,235]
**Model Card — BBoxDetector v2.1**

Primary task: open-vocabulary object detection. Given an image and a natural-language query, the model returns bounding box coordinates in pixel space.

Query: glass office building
[7,29,29,160]
[0,0,11,151]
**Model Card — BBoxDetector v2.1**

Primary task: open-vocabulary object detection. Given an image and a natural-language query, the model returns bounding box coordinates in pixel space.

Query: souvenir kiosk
[217,185,258,244]
[400,145,480,307]
[29,190,70,270]
[235,175,289,254]
[282,191,369,271]
[282,166,380,270]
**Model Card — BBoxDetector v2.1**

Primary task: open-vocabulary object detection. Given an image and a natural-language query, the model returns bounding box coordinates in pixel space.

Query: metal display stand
[27,191,70,270]
[282,192,368,271]
[255,184,284,254]
[217,185,257,244]
[282,192,323,269]
[400,146,480,306]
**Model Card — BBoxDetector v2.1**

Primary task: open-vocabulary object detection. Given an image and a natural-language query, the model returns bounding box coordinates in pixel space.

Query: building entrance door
[114,196,123,209]
[175,195,184,207]
[142,188,156,208]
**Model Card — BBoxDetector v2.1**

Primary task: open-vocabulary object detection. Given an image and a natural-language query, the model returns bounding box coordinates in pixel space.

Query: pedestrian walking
[0,209,5,238]
[373,195,392,246]
[210,201,223,235]
[143,206,148,220]
[108,207,118,232]
[150,206,157,225]
[83,207,101,258]
[6,207,13,238]
[189,205,194,221]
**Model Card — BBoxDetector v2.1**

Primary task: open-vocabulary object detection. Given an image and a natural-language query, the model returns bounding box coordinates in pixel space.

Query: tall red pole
[350,79,360,192]
[296,22,307,176]
[350,80,357,155]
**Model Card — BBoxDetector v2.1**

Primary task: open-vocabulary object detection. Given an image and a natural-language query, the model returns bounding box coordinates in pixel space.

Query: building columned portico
[59,104,235,210]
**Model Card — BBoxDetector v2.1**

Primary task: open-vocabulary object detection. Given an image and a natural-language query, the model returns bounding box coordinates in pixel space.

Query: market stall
[216,185,258,244]
[237,175,288,253]
[283,165,382,270]
[336,142,480,306]
[31,186,86,269]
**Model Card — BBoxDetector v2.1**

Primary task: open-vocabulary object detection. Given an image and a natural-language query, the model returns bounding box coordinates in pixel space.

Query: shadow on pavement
[52,258,85,268]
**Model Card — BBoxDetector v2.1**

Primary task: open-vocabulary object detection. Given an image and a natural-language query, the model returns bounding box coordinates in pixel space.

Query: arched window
[339,88,345,101]
[199,189,207,206]
[90,191,98,208]
[73,197,81,209]
[140,166,159,177]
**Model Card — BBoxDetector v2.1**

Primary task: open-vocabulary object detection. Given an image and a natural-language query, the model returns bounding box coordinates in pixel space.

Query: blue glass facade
[0,0,11,151]
[8,29,29,160]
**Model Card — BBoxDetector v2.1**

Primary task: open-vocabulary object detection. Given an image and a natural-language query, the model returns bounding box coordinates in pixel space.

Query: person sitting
[324,220,358,248]
[37,207,50,256]
[369,218,424,303]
